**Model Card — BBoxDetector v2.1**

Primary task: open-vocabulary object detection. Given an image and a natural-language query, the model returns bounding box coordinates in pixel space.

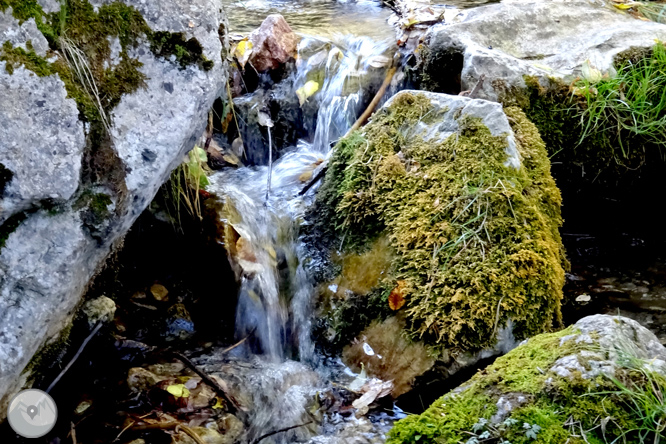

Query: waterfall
[209,33,395,362]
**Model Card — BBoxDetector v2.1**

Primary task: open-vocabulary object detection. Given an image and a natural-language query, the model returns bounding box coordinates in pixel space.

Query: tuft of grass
[636,1,666,24]
[573,41,666,164]
[161,147,210,229]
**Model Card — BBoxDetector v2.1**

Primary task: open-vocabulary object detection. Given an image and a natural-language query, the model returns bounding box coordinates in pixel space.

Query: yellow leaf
[234,39,254,69]
[212,397,225,409]
[296,80,320,106]
[612,3,634,9]
[166,384,190,398]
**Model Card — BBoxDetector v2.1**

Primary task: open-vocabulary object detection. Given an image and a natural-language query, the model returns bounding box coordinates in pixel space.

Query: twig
[71,422,77,444]
[46,321,104,394]
[113,419,135,442]
[130,421,207,444]
[299,63,398,196]
[167,351,240,413]
[346,65,398,136]
[220,333,251,354]
[251,420,313,444]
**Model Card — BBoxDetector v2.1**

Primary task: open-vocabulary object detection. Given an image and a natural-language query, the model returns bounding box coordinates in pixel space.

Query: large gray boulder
[0,0,227,416]
[419,0,666,101]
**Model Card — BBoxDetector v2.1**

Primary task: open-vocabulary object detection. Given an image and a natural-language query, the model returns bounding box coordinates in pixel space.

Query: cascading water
[211,33,396,362]
[205,30,400,443]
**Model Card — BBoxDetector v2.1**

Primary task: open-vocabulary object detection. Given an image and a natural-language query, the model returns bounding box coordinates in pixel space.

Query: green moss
[317,93,565,351]
[22,321,73,381]
[387,327,664,444]
[150,31,214,71]
[522,43,666,182]
[0,162,13,195]
[0,40,51,75]
[0,0,57,43]
[388,386,495,444]
[477,327,577,394]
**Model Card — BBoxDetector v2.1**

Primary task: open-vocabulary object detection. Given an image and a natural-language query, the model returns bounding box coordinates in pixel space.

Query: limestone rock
[419,0,666,101]
[0,0,228,418]
[0,63,85,224]
[249,14,298,72]
[387,315,666,444]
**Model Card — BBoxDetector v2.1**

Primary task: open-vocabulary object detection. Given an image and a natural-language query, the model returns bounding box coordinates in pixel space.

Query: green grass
[574,42,666,163]
[637,1,666,24]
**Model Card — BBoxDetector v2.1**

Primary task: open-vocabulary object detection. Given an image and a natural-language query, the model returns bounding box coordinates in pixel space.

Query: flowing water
[207,24,400,441]
[206,0,505,441]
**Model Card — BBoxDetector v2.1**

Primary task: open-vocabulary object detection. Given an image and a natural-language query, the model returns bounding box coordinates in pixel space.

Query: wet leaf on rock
[296,80,320,106]
[234,39,253,69]
[166,384,190,398]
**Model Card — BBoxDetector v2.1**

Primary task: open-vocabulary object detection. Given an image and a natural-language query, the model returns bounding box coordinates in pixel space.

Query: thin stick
[113,420,135,442]
[299,64,398,196]
[168,351,240,413]
[251,420,313,444]
[345,65,397,136]
[71,422,77,444]
[46,322,104,394]
[130,421,207,444]
[220,333,251,354]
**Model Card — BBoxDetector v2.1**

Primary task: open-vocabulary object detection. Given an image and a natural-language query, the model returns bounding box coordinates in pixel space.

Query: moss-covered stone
[315,93,565,352]
[387,318,666,444]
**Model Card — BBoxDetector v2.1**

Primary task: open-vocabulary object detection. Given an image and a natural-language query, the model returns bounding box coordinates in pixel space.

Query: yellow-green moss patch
[316,93,565,351]
[387,326,665,444]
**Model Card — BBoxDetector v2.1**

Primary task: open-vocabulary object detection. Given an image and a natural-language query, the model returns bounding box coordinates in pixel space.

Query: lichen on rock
[315,91,565,352]
[387,315,666,444]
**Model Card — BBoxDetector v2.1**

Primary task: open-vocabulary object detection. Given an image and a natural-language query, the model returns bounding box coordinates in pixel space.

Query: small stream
[207,21,402,441]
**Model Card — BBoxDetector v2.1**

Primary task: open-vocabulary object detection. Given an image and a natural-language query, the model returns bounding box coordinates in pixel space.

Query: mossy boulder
[311,90,565,389]
[388,314,666,444]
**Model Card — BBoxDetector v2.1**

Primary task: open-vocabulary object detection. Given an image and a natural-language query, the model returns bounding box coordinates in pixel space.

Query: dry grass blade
[59,36,113,136]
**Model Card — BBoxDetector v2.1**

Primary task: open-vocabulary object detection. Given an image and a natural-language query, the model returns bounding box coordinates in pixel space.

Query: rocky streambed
[2,0,666,443]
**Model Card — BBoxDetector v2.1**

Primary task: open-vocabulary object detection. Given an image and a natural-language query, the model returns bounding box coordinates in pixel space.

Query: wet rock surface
[418,0,666,100]
[249,14,298,73]
[0,0,228,415]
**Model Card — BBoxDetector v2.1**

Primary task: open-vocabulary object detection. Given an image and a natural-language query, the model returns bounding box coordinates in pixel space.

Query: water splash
[295,34,395,152]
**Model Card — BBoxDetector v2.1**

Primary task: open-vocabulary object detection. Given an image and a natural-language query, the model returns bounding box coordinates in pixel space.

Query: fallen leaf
[212,397,225,410]
[166,384,190,398]
[388,280,407,310]
[581,60,602,84]
[299,170,313,182]
[234,39,253,69]
[296,80,320,106]
[150,283,169,301]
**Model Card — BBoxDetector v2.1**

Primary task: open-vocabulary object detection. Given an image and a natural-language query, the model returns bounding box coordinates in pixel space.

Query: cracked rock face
[419,0,666,101]
[0,0,228,417]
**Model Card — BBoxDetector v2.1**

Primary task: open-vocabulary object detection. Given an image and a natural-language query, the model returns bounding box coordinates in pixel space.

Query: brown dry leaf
[388,280,406,311]
[150,283,169,301]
